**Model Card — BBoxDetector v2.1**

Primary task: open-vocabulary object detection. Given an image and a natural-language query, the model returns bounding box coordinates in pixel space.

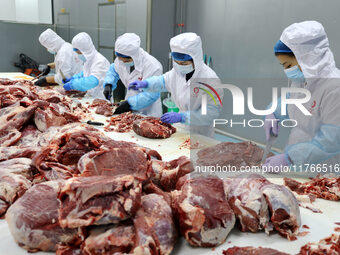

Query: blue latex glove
[128,80,148,90]
[263,153,289,167]
[63,81,73,91]
[63,77,73,84]
[161,112,183,124]
[264,113,279,141]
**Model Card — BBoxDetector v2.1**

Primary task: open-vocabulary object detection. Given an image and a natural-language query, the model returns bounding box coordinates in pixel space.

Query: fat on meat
[6,181,82,252]
[224,173,301,240]
[172,175,235,247]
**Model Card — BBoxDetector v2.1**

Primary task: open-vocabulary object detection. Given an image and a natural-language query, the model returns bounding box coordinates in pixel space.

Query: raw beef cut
[58,175,141,228]
[0,173,31,217]
[284,175,340,201]
[32,124,112,180]
[0,103,37,132]
[224,173,271,233]
[133,117,176,139]
[0,129,22,147]
[150,156,194,191]
[6,181,82,252]
[82,223,135,255]
[0,158,34,180]
[90,99,113,117]
[298,233,340,254]
[224,173,301,240]
[197,141,273,167]
[0,146,40,161]
[0,85,37,107]
[132,194,177,255]
[223,246,289,255]
[172,175,235,247]
[78,147,150,181]
[17,124,42,146]
[104,112,144,133]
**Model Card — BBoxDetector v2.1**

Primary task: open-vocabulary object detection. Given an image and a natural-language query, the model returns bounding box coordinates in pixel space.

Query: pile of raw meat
[104,112,144,133]
[133,117,176,139]
[196,141,273,167]
[104,112,176,139]
[90,98,114,117]
[284,175,340,201]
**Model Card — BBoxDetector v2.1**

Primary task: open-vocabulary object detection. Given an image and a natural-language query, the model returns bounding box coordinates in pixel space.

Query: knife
[261,133,277,164]
[86,120,104,126]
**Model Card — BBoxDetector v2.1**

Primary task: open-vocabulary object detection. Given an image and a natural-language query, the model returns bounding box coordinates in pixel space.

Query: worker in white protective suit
[35,29,83,86]
[263,21,340,170]
[129,32,223,137]
[63,32,110,99]
[103,33,163,117]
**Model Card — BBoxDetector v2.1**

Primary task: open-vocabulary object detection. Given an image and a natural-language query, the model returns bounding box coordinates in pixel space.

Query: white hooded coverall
[104,33,163,117]
[72,32,110,99]
[144,32,223,137]
[38,29,83,85]
[274,21,340,168]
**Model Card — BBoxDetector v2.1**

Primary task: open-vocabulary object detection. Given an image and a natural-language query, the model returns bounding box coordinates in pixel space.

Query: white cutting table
[0,74,339,255]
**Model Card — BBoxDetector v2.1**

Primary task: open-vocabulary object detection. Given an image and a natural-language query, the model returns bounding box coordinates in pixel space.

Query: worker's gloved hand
[63,81,73,91]
[63,77,73,84]
[34,77,47,86]
[263,154,290,168]
[161,112,182,124]
[264,113,279,141]
[128,80,148,90]
[41,65,51,76]
[103,84,113,101]
[114,100,131,114]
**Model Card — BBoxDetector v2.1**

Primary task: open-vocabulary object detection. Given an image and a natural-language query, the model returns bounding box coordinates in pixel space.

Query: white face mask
[124,61,134,67]
[48,49,56,55]
[173,61,194,75]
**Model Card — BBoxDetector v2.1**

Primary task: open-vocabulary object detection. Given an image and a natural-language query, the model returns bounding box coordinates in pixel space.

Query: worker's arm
[286,90,340,167]
[64,75,99,92]
[46,76,55,83]
[127,91,160,111]
[48,63,55,69]
[269,97,289,121]
[103,63,120,90]
[143,75,168,93]
[286,124,340,166]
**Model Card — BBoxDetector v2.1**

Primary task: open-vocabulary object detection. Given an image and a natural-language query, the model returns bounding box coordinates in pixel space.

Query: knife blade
[261,133,277,164]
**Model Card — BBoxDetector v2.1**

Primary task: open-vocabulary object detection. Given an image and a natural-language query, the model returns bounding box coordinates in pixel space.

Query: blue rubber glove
[264,113,279,141]
[128,80,148,90]
[161,112,182,124]
[63,81,73,91]
[63,77,73,84]
[263,153,289,167]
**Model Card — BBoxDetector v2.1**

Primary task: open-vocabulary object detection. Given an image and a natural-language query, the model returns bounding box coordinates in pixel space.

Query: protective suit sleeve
[286,88,340,166]
[127,92,161,111]
[72,71,84,79]
[180,104,222,125]
[71,75,99,92]
[54,52,77,84]
[103,63,120,90]
[286,124,340,166]
[143,75,168,92]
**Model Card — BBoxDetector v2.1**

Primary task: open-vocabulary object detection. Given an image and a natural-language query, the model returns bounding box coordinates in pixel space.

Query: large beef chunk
[172,175,235,247]
[133,117,176,139]
[58,175,142,228]
[6,181,82,252]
